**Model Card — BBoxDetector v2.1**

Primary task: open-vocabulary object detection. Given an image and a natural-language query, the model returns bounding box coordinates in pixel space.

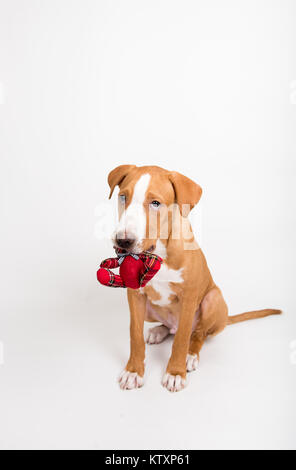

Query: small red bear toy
[97,248,163,289]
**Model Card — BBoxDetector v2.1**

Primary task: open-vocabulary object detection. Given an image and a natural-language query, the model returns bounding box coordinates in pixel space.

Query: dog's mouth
[113,245,127,254]
[113,243,155,255]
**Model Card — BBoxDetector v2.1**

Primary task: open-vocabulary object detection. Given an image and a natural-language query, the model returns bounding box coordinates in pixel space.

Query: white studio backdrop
[0,0,296,450]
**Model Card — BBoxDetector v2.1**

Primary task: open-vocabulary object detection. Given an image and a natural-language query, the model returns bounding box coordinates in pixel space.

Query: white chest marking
[149,240,183,307]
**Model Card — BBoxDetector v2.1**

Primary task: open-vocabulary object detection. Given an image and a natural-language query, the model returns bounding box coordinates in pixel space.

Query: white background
[0,0,296,450]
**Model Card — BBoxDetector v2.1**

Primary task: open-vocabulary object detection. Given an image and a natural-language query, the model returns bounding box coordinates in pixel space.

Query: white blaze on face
[116,173,151,252]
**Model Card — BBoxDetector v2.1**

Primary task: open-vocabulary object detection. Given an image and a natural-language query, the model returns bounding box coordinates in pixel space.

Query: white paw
[186,353,198,372]
[162,373,187,392]
[146,325,170,344]
[118,370,144,390]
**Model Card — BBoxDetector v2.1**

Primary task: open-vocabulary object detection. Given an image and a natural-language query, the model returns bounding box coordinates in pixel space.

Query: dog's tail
[227,309,282,325]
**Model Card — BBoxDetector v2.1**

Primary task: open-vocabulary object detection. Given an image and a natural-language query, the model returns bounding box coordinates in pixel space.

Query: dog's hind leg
[187,286,228,371]
[146,325,170,344]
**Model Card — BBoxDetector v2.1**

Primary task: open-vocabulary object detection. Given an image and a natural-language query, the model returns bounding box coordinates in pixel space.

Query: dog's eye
[119,194,126,204]
[150,200,161,209]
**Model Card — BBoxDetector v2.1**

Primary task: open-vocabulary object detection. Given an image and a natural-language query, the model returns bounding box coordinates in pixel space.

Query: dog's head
[108,165,202,253]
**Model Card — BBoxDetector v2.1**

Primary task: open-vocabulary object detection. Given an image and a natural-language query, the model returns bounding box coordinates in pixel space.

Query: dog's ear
[108,165,137,199]
[169,171,202,216]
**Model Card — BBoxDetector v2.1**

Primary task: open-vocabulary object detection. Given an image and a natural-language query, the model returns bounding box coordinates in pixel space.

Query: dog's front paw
[118,370,144,390]
[162,373,187,392]
[186,353,198,372]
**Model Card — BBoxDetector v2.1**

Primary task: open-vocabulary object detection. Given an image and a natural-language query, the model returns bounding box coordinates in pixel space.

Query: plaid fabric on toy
[97,249,162,289]
[138,252,162,287]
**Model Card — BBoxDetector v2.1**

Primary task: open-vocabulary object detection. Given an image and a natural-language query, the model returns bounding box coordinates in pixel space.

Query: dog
[107,164,281,392]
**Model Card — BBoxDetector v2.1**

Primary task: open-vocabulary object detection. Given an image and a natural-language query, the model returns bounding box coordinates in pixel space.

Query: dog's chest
[140,240,184,307]
[142,262,184,307]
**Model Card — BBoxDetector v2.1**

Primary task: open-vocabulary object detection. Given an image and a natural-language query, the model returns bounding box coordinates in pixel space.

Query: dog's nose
[116,235,135,250]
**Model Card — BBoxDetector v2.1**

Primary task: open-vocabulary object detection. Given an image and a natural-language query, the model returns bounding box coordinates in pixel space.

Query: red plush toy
[97,248,163,289]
